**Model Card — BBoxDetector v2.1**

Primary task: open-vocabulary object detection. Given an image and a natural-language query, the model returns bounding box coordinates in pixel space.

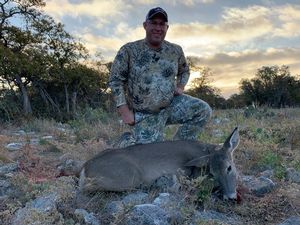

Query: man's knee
[190,97,212,122]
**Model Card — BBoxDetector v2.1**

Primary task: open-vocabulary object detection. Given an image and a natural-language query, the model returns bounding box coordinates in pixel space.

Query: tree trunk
[37,84,61,114]
[64,83,70,114]
[71,91,77,115]
[15,75,32,115]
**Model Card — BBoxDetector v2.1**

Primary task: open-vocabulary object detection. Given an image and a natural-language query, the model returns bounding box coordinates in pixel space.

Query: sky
[42,0,300,98]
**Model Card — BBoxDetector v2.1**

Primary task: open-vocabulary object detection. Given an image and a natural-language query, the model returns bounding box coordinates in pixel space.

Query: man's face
[143,14,169,48]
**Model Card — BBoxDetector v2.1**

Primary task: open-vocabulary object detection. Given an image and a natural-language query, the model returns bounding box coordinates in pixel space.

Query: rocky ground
[0,108,300,225]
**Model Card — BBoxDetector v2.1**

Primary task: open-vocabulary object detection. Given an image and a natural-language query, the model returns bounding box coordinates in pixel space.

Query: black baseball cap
[146,7,168,22]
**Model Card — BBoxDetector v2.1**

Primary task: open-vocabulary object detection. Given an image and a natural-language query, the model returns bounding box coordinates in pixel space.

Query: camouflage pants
[117,94,212,148]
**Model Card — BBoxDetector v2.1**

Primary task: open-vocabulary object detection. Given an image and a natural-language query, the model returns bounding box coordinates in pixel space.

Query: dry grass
[0,107,299,224]
[196,108,300,224]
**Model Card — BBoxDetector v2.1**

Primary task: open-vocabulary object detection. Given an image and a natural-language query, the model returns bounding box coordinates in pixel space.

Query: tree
[0,1,90,118]
[239,65,300,107]
[0,0,45,115]
[0,1,115,121]
[226,94,246,108]
[37,16,88,115]
[185,58,226,108]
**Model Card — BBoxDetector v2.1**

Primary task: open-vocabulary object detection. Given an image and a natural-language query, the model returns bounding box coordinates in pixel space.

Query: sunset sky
[42,0,300,98]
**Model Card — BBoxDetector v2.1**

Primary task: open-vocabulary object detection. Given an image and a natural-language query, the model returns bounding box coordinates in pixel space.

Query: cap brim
[148,12,168,21]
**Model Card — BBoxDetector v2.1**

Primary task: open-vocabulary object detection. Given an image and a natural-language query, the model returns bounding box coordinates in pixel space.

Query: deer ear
[223,127,239,154]
[185,155,210,167]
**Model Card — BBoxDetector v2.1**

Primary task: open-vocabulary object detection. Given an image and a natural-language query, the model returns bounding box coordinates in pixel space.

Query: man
[109,7,212,147]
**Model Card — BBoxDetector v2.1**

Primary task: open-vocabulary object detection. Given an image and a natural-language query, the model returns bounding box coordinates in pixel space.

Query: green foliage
[0,89,22,122]
[255,128,273,142]
[258,151,286,179]
[259,151,280,169]
[0,0,111,121]
[226,94,247,108]
[240,125,286,145]
[239,65,300,108]
[195,177,215,204]
[179,173,215,208]
[274,165,286,180]
[38,138,49,145]
[293,160,300,172]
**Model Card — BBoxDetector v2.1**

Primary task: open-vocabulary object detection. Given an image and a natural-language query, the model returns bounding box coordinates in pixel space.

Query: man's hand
[174,84,185,95]
[117,104,135,126]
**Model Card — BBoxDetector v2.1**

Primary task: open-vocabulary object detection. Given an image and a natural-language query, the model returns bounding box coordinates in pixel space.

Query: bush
[0,90,22,122]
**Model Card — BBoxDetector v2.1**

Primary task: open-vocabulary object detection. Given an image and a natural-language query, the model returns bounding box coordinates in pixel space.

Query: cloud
[164,0,214,6]
[189,48,300,98]
[276,4,300,21]
[167,4,300,57]
[79,26,145,57]
[44,0,215,23]
[167,5,274,56]
[273,4,300,37]
[44,0,128,27]
[129,0,214,6]
[127,0,157,5]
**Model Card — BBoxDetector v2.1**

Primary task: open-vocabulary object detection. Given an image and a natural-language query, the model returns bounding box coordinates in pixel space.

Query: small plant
[259,151,282,168]
[293,160,300,172]
[274,165,286,180]
[258,151,286,179]
[195,177,215,205]
[45,143,62,153]
[38,138,49,145]
[178,172,214,208]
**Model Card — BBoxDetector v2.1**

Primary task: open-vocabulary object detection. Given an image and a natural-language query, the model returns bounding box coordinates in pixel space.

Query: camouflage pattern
[109,39,189,113]
[109,39,212,148]
[116,94,212,148]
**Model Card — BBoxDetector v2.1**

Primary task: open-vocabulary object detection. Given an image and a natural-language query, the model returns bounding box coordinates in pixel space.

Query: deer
[79,127,239,200]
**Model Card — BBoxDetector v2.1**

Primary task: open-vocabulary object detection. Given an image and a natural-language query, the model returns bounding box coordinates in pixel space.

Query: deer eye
[227,165,232,173]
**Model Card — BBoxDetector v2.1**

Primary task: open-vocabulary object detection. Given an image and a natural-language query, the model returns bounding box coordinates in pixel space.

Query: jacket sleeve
[108,46,129,107]
[176,46,190,87]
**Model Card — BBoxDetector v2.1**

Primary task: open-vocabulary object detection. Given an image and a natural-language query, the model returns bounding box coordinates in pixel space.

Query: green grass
[259,151,282,168]
[293,160,300,172]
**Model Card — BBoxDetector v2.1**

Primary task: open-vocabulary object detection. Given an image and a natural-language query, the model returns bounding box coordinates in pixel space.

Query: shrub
[258,151,286,179]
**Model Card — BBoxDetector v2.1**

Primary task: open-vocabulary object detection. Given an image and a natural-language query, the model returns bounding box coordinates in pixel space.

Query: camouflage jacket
[109,39,190,113]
